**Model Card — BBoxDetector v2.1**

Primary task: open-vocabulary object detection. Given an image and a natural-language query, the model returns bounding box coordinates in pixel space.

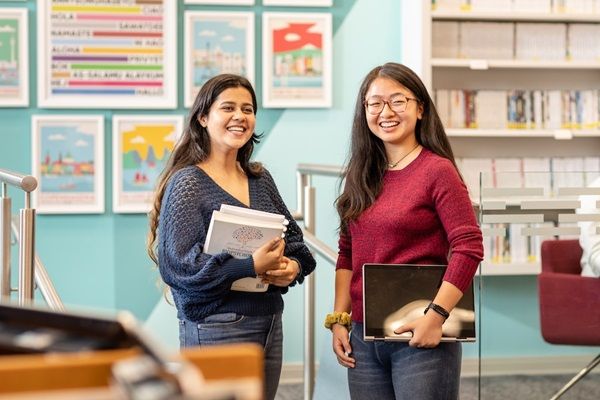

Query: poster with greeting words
[37,0,176,109]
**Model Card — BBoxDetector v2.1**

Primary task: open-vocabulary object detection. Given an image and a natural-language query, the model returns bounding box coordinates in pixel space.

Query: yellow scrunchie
[324,311,352,331]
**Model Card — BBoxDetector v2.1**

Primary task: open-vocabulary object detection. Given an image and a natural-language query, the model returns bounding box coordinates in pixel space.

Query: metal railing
[0,168,63,310]
[292,163,343,400]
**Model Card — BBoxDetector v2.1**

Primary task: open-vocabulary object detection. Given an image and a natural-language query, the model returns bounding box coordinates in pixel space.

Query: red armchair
[539,239,600,399]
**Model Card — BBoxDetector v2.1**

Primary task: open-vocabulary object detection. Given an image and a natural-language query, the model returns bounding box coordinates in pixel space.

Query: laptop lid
[362,264,476,342]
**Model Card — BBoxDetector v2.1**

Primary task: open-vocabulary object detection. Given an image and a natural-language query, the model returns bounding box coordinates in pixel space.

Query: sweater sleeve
[261,169,316,286]
[429,161,484,292]
[158,170,256,308]
[336,230,353,271]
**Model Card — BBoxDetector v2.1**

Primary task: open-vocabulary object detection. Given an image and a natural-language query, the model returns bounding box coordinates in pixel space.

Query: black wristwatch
[424,302,450,320]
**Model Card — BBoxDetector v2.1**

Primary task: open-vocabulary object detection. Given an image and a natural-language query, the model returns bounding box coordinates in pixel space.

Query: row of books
[433,21,600,61]
[483,223,558,264]
[433,0,600,13]
[456,156,600,199]
[435,89,600,130]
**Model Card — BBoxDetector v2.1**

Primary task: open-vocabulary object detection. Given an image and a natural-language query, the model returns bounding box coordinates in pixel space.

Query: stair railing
[0,168,63,310]
[293,163,343,400]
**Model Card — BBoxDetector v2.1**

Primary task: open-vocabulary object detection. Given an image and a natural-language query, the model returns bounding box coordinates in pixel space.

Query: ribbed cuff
[335,255,352,271]
[220,256,256,281]
[443,252,480,292]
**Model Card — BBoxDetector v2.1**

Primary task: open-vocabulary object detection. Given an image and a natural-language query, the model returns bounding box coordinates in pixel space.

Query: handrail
[294,163,343,400]
[297,163,345,177]
[0,169,37,193]
[10,216,64,311]
[1,167,63,310]
[302,230,338,265]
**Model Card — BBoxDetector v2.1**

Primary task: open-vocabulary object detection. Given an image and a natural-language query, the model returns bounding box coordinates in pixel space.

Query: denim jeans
[179,313,283,400]
[347,322,462,400]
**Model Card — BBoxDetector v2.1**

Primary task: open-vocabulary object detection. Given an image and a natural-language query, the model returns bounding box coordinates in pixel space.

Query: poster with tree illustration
[0,8,28,106]
[262,12,331,108]
[112,115,183,213]
[31,115,105,214]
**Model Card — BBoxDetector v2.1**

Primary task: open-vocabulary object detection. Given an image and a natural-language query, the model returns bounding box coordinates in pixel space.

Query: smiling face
[199,86,256,155]
[364,76,423,148]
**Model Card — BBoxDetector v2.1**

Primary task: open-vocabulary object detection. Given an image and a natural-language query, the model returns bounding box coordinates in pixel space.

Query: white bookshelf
[478,261,541,275]
[431,58,600,69]
[432,10,600,22]
[447,129,600,138]
[413,2,600,275]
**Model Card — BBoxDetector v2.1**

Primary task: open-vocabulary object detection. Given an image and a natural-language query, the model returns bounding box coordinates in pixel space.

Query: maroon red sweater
[336,149,484,322]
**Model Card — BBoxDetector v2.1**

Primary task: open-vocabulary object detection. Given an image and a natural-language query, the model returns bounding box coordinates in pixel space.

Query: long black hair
[336,62,459,233]
[148,74,262,265]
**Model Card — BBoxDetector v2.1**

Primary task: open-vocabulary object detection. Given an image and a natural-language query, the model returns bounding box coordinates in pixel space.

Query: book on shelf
[203,205,286,293]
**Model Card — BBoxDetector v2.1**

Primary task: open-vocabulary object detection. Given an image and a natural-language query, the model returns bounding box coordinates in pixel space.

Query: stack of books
[203,204,287,292]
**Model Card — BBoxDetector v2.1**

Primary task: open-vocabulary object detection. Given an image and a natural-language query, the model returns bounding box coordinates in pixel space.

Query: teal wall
[0,0,594,366]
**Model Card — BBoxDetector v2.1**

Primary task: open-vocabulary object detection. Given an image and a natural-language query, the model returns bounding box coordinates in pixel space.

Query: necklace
[387,144,420,169]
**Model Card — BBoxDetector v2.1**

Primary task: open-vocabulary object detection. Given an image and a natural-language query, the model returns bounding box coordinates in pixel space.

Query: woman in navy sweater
[147,74,316,400]
[328,63,483,399]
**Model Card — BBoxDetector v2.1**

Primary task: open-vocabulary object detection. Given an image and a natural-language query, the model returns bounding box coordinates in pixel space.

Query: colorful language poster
[112,115,183,213]
[262,12,331,108]
[0,8,28,106]
[32,115,105,214]
[37,0,176,109]
[184,11,254,107]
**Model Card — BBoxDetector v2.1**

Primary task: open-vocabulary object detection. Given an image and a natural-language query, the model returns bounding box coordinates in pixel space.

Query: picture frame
[0,8,28,107]
[263,0,333,6]
[184,11,254,108]
[31,115,105,214]
[36,0,177,109]
[112,115,184,213]
[262,12,332,108]
[184,1,255,4]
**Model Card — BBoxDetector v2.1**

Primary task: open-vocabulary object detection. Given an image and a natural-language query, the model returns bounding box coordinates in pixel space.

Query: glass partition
[477,170,600,399]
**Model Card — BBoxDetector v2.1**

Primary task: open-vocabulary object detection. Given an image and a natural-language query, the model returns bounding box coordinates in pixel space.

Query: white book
[220,204,288,226]
[475,90,507,129]
[204,208,285,293]
[432,22,460,58]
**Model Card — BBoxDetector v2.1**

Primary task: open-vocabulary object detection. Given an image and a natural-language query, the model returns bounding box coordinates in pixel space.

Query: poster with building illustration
[262,12,331,108]
[0,8,28,106]
[112,115,183,213]
[31,115,105,214]
[184,11,254,108]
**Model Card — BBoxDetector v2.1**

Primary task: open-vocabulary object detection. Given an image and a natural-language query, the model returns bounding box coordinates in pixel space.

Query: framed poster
[0,8,28,107]
[184,11,254,108]
[31,115,105,214]
[112,115,183,213]
[262,12,332,108]
[37,0,177,109]
[263,0,333,6]
[184,1,255,4]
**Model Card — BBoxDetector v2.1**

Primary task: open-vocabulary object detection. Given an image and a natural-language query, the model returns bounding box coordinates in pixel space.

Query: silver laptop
[362,264,476,342]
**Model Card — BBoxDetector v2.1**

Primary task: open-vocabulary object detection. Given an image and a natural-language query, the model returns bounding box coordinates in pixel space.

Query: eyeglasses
[364,94,420,115]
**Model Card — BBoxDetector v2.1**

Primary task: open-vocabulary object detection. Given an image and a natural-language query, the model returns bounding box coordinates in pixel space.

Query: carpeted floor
[276,373,599,399]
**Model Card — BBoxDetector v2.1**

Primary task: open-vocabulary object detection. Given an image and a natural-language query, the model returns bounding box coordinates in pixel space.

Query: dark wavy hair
[335,62,460,233]
[148,74,263,265]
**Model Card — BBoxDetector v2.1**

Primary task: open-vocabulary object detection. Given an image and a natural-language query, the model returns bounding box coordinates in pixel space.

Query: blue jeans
[348,322,461,400]
[179,313,283,400]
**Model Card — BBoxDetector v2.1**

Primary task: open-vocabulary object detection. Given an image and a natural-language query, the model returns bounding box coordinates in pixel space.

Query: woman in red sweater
[327,62,484,399]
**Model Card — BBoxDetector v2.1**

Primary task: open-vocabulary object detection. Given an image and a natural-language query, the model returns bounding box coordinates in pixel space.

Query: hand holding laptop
[393,305,445,349]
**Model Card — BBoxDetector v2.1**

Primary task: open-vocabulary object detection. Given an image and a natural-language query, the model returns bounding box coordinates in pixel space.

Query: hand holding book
[261,256,300,287]
[253,237,285,275]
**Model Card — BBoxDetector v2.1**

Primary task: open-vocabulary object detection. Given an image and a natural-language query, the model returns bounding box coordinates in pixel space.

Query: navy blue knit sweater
[157,165,316,323]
